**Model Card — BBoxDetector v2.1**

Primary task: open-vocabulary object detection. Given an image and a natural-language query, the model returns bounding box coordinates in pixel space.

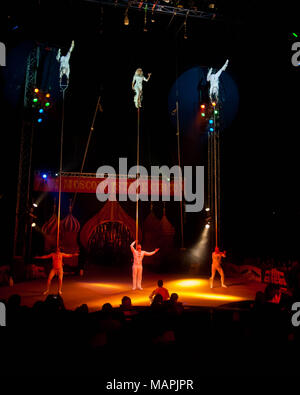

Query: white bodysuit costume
[56,41,75,85]
[207,59,229,103]
[130,241,158,290]
[132,70,150,108]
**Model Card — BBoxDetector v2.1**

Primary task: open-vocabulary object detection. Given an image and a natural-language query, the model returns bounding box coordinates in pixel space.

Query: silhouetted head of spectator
[75,304,88,313]
[152,293,163,306]
[45,294,65,312]
[264,283,277,302]
[102,303,113,312]
[7,294,21,310]
[158,280,163,287]
[170,293,179,303]
[121,296,132,308]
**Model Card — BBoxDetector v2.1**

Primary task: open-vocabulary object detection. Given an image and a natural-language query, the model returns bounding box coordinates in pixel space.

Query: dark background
[0,0,298,265]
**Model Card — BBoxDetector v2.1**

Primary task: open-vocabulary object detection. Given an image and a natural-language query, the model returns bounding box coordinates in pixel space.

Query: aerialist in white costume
[56,40,75,86]
[130,240,159,290]
[207,59,229,103]
[210,246,227,288]
[132,68,151,108]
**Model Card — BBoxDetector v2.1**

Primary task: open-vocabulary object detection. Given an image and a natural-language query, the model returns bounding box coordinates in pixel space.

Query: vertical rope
[213,106,218,248]
[57,88,66,249]
[176,100,184,248]
[71,96,101,210]
[135,107,140,243]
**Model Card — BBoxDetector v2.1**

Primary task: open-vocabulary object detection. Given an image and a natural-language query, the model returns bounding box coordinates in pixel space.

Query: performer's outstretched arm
[34,253,53,259]
[215,59,229,78]
[56,49,61,62]
[144,73,151,82]
[144,248,159,257]
[61,252,78,258]
[207,68,212,81]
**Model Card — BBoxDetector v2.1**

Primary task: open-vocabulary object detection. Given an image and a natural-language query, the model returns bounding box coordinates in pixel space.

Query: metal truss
[84,0,222,21]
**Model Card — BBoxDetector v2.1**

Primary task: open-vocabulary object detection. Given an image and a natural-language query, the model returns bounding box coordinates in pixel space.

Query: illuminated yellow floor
[0,273,265,311]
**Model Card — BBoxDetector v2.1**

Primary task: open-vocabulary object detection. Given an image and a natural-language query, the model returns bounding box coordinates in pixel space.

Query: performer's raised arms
[207,59,229,103]
[56,40,75,86]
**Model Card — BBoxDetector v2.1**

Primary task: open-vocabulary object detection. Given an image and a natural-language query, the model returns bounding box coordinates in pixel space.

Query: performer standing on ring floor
[132,68,151,108]
[56,40,75,86]
[130,240,159,290]
[210,246,227,288]
[35,248,78,295]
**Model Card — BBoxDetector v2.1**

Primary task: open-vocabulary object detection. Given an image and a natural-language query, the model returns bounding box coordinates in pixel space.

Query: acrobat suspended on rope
[56,40,75,86]
[132,68,151,108]
[207,59,229,103]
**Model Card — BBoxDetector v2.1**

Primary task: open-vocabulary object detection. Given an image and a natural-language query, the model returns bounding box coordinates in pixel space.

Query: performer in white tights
[56,40,75,86]
[210,246,227,288]
[130,240,159,290]
[207,59,229,103]
[132,68,151,108]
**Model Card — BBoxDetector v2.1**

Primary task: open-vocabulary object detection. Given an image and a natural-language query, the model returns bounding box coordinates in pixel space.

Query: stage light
[212,102,216,107]
[45,102,50,107]
[55,173,59,177]
[34,88,39,93]
[205,208,210,211]
[205,223,210,229]
[37,118,43,123]
[33,98,38,103]
[209,119,213,124]
[31,222,36,228]
[39,109,44,113]
[200,104,205,109]
[201,112,205,117]
[293,33,298,38]
[42,173,47,179]
[33,203,38,208]
[209,127,214,132]
[214,110,218,115]
[124,9,129,26]
[45,93,50,98]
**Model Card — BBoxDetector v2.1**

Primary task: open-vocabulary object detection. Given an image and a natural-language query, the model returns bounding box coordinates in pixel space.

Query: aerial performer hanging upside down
[207,59,229,103]
[132,68,151,108]
[130,240,159,290]
[56,40,75,86]
[35,248,78,295]
[210,246,227,288]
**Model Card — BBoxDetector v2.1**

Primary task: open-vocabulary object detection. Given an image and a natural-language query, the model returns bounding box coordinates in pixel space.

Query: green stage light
[33,98,38,102]
[45,102,50,107]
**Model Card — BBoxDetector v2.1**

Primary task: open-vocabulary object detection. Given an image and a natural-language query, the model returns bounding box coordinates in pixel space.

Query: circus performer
[130,240,159,290]
[207,59,229,103]
[210,246,227,288]
[56,40,75,86]
[35,248,78,295]
[132,68,151,108]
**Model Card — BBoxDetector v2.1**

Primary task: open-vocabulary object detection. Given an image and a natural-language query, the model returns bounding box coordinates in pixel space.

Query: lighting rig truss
[84,0,223,21]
